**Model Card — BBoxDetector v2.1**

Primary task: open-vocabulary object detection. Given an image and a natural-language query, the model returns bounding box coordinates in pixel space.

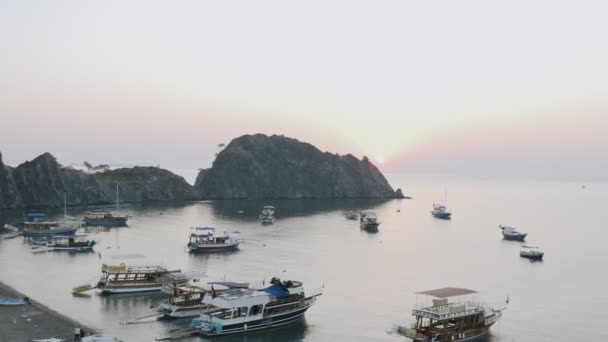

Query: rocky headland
[195,134,403,199]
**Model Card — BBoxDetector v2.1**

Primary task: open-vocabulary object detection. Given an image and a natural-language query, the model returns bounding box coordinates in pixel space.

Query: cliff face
[0,152,198,209]
[195,134,403,199]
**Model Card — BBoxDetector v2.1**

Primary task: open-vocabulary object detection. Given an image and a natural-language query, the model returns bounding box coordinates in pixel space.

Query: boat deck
[412,302,484,321]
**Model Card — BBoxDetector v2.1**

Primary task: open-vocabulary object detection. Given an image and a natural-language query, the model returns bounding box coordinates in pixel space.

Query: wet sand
[0,281,96,342]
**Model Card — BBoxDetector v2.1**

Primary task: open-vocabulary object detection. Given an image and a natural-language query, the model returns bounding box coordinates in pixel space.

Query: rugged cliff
[195,134,403,199]
[0,152,199,209]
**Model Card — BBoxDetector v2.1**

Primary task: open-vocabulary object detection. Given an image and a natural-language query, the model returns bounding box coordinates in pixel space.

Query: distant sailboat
[431,187,452,220]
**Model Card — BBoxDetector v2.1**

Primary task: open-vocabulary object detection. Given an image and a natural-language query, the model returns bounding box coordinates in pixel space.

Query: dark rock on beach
[195,134,404,199]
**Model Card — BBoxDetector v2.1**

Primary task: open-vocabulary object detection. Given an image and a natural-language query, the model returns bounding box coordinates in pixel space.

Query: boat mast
[116,184,119,211]
[64,192,67,220]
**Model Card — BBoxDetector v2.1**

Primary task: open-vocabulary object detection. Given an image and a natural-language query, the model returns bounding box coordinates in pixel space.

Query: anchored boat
[345,210,359,220]
[259,206,275,224]
[158,282,248,319]
[189,277,322,336]
[187,227,240,252]
[46,236,96,251]
[95,264,188,295]
[520,246,544,260]
[500,225,527,241]
[22,213,77,237]
[360,211,380,231]
[393,287,504,342]
[431,204,451,220]
[83,211,128,227]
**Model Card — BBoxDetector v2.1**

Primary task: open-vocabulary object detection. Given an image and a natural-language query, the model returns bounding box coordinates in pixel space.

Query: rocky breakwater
[195,134,404,199]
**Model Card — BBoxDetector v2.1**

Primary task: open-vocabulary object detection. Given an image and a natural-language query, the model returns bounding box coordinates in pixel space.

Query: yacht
[500,225,527,241]
[360,212,380,231]
[431,204,451,220]
[22,213,77,237]
[259,206,276,224]
[189,277,322,336]
[95,264,188,295]
[520,246,544,260]
[46,236,96,251]
[392,287,504,342]
[187,227,240,252]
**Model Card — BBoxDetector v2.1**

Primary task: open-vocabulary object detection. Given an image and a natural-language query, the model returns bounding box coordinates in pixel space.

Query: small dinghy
[500,225,527,241]
[0,297,28,306]
[520,246,544,260]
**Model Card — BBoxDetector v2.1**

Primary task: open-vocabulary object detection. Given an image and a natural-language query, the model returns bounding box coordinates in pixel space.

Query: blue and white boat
[500,225,527,241]
[190,277,322,336]
[22,213,77,237]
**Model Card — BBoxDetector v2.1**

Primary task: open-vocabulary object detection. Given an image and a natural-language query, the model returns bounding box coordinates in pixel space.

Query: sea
[0,174,607,341]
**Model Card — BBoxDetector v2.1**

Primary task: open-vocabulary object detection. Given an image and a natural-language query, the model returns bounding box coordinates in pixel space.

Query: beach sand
[0,281,96,342]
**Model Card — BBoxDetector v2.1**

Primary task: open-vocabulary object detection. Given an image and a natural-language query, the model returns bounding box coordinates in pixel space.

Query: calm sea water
[1,175,607,341]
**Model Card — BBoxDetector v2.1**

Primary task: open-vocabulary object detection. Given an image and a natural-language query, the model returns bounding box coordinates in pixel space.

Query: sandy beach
[0,281,96,342]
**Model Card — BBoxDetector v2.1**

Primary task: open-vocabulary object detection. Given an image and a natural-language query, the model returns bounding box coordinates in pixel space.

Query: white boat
[259,206,275,224]
[500,225,527,241]
[392,287,504,342]
[520,246,544,260]
[95,264,189,295]
[46,236,96,251]
[344,210,359,220]
[189,277,322,336]
[360,211,380,231]
[431,203,451,220]
[158,282,248,319]
[187,227,240,252]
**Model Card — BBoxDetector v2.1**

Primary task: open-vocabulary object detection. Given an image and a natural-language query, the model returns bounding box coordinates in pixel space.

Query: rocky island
[0,134,403,209]
[195,134,403,199]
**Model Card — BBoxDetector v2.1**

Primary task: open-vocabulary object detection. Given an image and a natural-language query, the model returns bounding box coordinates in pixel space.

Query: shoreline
[0,280,97,342]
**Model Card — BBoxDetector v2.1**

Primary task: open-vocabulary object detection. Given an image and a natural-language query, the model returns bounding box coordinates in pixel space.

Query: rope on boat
[121,312,163,325]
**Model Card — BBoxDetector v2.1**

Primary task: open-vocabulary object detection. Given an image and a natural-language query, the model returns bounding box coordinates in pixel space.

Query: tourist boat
[431,204,452,220]
[360,211,380,231]
[345,210,359,220]
[83,211,128,227]
[84,184,128,226]
[500,225,527,241]
[393,287,504,342]
[187,227,240,252]
[46,236,96,251]
[22,213,77,237]
[95,264,189,295]
[520,246,544,260]
[189,277,322,336]
[158,282,248,319]
[259,206,276,224]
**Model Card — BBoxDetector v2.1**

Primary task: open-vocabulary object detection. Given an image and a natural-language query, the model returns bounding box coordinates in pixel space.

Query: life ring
[127,267,132,273]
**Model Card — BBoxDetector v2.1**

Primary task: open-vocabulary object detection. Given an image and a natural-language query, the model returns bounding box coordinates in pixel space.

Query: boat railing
[412,302,485,320]
[102,264,168,273]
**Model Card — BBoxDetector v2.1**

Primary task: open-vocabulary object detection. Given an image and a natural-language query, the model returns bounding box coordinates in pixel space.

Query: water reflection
[208,198,393,221]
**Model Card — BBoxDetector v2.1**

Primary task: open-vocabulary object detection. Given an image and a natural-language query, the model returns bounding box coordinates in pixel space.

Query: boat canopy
[260,283,290,298]
[416,287,477,298]
[208,281,249,289]
[27,213,47,222]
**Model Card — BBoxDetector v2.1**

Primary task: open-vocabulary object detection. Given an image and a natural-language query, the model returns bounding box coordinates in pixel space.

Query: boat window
[236,307,248,317]
[250,305,262,316]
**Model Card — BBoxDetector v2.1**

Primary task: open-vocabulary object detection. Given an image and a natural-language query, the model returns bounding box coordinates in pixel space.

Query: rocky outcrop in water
[0,152,199,209]
[195,134,403,199]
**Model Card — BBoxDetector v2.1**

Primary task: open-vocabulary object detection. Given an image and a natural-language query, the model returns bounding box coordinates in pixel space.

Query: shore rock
[195,134,403,199]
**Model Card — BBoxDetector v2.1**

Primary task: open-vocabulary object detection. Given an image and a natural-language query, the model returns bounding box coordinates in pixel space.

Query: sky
[1,1,607,181]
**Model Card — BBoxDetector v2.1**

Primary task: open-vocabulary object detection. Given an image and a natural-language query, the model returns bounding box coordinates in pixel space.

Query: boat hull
[361,223,380,231]
[23,228,77,237]
[520,253,544,260]
[502,233,527,241]
[199,304,311,337]
[431,212,452,220]
[188,243,240,252]
[84,219,128,227]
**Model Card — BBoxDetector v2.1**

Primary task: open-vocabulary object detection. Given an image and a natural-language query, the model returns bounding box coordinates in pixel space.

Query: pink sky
[1,1,607,180]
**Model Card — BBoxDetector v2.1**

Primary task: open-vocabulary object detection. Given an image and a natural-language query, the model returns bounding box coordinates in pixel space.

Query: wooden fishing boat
[22,213,77,237]
[95,264,188,295]
[360,212,380,231]
[187,227,240,252]
[392,287,504,342]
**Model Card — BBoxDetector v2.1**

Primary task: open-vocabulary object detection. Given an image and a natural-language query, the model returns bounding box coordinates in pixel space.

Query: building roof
[416,287,477,298]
